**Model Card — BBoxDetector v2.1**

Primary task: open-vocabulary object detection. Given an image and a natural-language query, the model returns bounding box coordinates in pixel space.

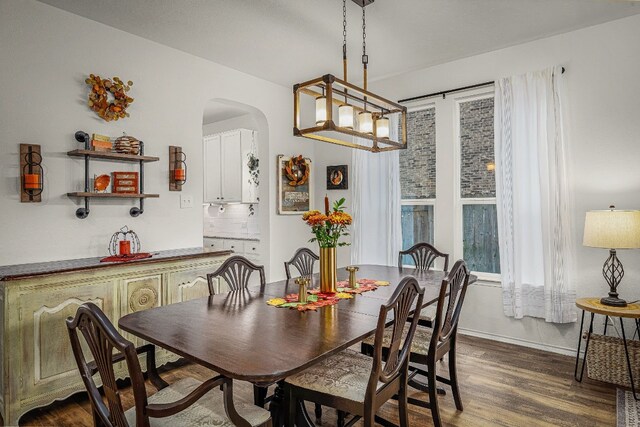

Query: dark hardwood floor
[13,335,616,426]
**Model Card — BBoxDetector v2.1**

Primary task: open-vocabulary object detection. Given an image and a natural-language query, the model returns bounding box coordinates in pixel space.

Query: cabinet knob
[216,197,220,200]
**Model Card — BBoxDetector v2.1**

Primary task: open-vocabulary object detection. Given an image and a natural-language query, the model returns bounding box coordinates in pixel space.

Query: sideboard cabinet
[0,248,231,425]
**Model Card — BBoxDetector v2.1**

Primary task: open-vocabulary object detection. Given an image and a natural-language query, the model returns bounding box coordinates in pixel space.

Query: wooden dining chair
[399,242,450,327]
[361,260,472,427]
[284,247,319,280]
[207,255,266,295]
[66,302,272,427]
[284,277,425,427]
[398,242,449,272]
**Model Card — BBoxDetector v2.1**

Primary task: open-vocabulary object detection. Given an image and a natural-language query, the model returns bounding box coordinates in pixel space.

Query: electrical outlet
[180,194,194,209]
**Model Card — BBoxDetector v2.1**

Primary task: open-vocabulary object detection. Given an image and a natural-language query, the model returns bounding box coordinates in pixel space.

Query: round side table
[574,297,640,400]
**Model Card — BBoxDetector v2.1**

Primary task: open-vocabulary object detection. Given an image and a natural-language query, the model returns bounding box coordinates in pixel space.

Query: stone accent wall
[399,108,436,199]
[459,97,496,198]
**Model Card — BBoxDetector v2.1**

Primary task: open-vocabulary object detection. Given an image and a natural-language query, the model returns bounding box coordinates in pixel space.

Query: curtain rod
[398,66,566,104]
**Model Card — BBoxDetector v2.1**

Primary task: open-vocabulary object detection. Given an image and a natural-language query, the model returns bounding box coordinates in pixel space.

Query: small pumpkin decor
[284,155,310,187]
[85,74,134,122]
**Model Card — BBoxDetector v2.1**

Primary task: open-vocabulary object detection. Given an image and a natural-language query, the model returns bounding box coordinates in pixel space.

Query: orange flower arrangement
[303,198,352,248]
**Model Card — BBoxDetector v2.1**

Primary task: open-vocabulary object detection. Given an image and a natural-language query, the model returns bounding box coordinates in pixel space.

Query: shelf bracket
[130,141,145,217]
[74,131,91,219]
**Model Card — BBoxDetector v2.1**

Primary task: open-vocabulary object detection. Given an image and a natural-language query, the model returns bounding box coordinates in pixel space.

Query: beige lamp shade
[583,209,640,249]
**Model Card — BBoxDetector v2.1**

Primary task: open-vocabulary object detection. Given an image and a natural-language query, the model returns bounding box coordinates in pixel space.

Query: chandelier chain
[362,6,367,65]
[343,0,347,58]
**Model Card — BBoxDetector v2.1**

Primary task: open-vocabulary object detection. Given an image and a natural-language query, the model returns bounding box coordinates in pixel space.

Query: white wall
[369,13,640,353]
[202,114,259,136]
[0,0,315,281]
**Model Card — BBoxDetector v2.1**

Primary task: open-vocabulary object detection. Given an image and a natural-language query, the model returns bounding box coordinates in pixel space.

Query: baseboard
[458,327,577,357]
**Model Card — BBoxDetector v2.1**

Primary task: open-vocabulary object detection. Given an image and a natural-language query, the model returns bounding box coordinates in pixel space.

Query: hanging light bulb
[338,104,354,129]
[315,96,327,125]
[358,111,373,134]
[375,116,390,139]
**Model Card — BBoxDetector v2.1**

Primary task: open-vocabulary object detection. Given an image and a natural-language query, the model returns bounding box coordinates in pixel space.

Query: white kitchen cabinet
[203,129,258,204]
[203,237,224,251]
[203,135,222,202]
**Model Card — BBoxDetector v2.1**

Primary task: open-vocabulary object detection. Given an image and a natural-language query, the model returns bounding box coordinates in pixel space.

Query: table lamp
[583,206,640,306]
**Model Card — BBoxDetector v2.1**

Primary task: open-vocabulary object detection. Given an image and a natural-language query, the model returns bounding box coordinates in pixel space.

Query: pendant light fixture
[293,0,407,153]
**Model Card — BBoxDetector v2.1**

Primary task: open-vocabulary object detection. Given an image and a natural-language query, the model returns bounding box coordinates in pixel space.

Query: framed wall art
[277,154,312,214]
[326,165,348,190]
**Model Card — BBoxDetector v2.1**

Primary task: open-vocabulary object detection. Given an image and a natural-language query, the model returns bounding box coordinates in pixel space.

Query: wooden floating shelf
[67,192,159,199]
[67,149,159,163]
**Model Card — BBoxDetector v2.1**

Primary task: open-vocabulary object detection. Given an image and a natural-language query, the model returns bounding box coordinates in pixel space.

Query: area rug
[618,388,640,426]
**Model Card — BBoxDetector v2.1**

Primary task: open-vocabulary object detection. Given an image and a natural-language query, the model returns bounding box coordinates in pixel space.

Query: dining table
[118,264,477,426]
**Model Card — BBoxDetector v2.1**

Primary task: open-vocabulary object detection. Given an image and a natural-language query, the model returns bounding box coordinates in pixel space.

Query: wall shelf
[67,192,159,199]
[68,131,160,219]
[67,149,159,163]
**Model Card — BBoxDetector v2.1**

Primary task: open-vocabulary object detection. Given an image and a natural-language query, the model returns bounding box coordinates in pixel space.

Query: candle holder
[296,277,310,303]
[346,265,360,288]
[169,146,187,191]
[108,226,141,258]
[20,144,43,203]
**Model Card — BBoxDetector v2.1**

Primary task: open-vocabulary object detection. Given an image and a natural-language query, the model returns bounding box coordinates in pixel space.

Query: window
[457,95,500,276]
[399,107,436,266]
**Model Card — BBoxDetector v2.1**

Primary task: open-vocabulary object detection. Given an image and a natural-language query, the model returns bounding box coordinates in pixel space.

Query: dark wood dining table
[118,264,476,425]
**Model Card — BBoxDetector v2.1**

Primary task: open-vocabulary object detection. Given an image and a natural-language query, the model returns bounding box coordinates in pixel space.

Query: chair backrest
[368,277,425,396]
[398,242,449,272]
[284,247,319,280]
[67,303,147,427]
[207,255,266,295]
[430,260,471,352]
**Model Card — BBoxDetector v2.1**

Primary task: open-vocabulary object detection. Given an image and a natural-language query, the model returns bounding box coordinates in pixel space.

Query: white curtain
[351,115,403,266]
[495,66,575,323]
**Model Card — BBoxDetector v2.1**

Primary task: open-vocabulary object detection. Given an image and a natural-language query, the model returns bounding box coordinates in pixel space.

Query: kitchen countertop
[0,247,232,281]
[204,233,261,242]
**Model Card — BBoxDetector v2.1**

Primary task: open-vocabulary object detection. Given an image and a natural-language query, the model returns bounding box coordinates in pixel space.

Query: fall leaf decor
[85,74,134,122]
[284,155,310,187]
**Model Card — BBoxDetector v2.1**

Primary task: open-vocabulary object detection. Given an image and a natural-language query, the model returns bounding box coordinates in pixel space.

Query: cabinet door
[204,135,222,202]
[18,280,115,400]
[168,268,214,304]
[220,132,242,202]
[119,274,162,347]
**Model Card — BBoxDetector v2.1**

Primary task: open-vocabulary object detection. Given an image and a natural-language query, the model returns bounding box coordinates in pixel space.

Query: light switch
[180,194,194,209]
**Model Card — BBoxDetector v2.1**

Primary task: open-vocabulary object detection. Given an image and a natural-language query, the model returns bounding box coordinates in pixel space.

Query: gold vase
[319,247,337,294]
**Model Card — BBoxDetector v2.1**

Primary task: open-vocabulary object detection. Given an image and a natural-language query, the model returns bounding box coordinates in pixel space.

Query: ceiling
[39,0,640,87]
[202,102,250,124]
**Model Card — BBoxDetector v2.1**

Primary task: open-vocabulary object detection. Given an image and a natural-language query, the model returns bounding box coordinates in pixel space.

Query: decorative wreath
[284,155,310,187]
[85,74,134,122]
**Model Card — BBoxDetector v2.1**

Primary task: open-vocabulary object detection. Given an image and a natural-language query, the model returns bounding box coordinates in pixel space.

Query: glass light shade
[375,117,390,139]
[315,96,327,125]
[338,104,354,129]
[583,209,640,249]
[358,111,373,134]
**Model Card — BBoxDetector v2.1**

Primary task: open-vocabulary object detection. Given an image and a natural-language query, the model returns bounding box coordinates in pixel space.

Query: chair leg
[449,348,463,411]
[337,409,346,427]
[427,361,442,427]
[398,373,410,427]
[315,403,322,419]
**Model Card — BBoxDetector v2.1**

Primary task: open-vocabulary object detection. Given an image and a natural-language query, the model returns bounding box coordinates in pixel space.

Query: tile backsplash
[203,203,260,238]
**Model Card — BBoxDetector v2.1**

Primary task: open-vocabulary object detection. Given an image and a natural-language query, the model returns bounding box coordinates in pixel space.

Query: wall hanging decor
[326,165,348,190]
[20,144,43,203]
[85,74,134,122]
[169,146,187,191]
[277,154,312,214]
[68,131,159,219]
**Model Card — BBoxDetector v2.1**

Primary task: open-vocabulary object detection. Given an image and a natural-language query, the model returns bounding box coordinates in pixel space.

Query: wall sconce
[20,144,43,202]
[169,146,187,191]
[486,161,496,172]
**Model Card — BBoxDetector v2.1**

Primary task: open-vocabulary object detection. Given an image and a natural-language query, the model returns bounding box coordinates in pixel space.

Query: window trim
[452,89,501,281]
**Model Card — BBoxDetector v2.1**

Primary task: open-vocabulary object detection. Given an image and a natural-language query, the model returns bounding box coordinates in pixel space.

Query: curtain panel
[351,116,402,266]
[495,66,576,323]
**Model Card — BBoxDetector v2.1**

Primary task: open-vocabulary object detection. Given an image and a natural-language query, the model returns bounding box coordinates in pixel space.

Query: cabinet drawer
[243,242,261,257]
[203,238,224,250]
[223,239,244,254]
